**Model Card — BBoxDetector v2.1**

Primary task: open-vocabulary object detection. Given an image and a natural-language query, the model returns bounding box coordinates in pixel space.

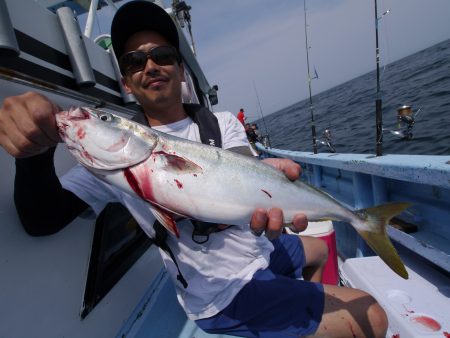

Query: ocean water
[257,38,450,155]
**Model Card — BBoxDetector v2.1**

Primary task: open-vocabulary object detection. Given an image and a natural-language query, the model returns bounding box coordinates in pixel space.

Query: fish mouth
[64,107,91,121]
[56,123,68,139]
[55,108,90,133]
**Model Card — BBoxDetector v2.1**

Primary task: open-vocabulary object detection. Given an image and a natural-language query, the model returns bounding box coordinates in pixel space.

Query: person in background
[245,123,258,144]
[0,1,388,337]
[251,123,261,142]
[237,108,246,125]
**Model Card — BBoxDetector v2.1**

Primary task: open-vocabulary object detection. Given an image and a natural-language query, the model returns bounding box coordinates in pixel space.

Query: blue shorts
[196,234,325,338]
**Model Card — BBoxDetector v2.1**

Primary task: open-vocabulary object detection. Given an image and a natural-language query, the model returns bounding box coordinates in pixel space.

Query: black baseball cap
[111,0,180,58]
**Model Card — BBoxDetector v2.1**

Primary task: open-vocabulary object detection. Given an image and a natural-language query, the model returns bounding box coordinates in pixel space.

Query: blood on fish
[174,179,183,189]
[77,128,86,139]
[261,189,272,198]
[124,167,179,237]
[125,166,155,202]
[443,331,450,337]
[82,150,94,163]
[124,168,145,200]
[391,334,400,338]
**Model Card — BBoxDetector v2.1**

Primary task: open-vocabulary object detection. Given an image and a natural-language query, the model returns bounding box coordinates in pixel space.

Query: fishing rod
[374,1,390,155]
[252,80,271,148]
[303,0,318,154]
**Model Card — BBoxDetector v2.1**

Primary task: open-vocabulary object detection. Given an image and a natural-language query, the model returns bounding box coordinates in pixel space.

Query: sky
[85,0,450,120]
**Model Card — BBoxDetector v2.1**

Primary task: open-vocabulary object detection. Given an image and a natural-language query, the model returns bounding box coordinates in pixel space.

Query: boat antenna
[252,80,271,147]
[172,0,196,55]
[374,1,390,156]
[84,0,100,38]
[83,0,118,38]
[303,0,318,154]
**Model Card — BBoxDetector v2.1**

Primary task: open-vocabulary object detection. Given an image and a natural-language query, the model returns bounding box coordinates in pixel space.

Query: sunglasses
[119,46,181,75]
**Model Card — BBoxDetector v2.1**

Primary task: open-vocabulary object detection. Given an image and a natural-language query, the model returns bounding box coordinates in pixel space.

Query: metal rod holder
[0,0,20,56]
[109,46,136,104]
[56,6,96,87]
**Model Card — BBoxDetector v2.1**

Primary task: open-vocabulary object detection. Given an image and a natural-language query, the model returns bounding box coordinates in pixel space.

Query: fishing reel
[384,105,419,141]
[399,113,415,140]
[317,128,336,153]
[260,135,272,148]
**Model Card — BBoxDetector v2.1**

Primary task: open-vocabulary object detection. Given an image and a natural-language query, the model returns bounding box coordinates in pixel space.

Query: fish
[56,107,410,279]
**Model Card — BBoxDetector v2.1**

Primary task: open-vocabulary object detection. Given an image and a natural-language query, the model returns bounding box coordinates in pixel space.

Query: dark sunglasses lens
[151,46,179,66]
[119,47,180,74]
[120,51,147,74]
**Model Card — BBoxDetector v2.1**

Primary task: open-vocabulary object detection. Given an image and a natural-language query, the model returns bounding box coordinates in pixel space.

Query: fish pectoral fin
[154,152,203,174]
[149,204,180,238]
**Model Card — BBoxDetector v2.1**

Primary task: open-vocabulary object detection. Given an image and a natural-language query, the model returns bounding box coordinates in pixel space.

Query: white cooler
[340,256,450,338]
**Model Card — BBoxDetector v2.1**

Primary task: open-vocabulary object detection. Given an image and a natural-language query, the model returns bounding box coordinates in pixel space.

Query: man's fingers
[283,161,301,181]
[0,92,60,157]
[289,214,308,233]
[264,208,284,240]
[23,93,61,144]
[250,208,268,236]
[261,158,301,181]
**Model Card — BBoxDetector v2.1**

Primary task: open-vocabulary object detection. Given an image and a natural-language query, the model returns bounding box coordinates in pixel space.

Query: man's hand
[0,92,61,158]
[250,158,308,240]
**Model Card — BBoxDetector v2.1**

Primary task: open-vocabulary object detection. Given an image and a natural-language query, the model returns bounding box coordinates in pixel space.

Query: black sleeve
[14,147,89,236]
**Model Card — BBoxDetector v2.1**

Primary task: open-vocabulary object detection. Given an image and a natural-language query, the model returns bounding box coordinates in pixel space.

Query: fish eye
[98,113,113,122]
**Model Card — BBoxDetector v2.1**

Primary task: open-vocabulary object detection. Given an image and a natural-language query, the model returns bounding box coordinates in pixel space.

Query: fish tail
[355,202,410,279]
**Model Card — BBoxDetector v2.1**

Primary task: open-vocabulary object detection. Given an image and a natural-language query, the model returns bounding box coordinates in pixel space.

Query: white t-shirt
[61,111,275,320]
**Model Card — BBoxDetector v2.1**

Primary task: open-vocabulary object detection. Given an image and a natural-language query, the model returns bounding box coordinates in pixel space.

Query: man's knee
[310,237,329,266]
[369,296,388,337]
[317,239,329,265]
[300,236,329,266]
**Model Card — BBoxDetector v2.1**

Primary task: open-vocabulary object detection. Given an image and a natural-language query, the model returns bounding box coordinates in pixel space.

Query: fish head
[56,107,156,170]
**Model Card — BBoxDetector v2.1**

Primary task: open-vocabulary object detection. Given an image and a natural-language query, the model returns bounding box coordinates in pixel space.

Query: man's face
[122,31,184,112]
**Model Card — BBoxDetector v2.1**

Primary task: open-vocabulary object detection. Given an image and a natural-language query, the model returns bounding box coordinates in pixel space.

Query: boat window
[81,202,152,319]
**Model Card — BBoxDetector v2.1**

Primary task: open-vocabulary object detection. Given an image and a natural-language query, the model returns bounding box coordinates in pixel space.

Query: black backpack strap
[184,104,226,243]
[153,221,188,288]
[184,104,222,148]
[132,104,225,287]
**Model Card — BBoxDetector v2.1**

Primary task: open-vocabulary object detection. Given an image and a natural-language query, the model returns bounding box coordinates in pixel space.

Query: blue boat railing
[256,143,450,274]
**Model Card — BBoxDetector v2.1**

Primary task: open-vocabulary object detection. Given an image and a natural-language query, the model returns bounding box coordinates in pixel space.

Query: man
[237,108,246,125]
[251,123,261,141]
[245,123,258,144]
[0,1,387,337]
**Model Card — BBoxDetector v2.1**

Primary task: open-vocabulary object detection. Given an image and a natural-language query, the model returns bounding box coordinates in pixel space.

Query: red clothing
[237,111,245,125]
